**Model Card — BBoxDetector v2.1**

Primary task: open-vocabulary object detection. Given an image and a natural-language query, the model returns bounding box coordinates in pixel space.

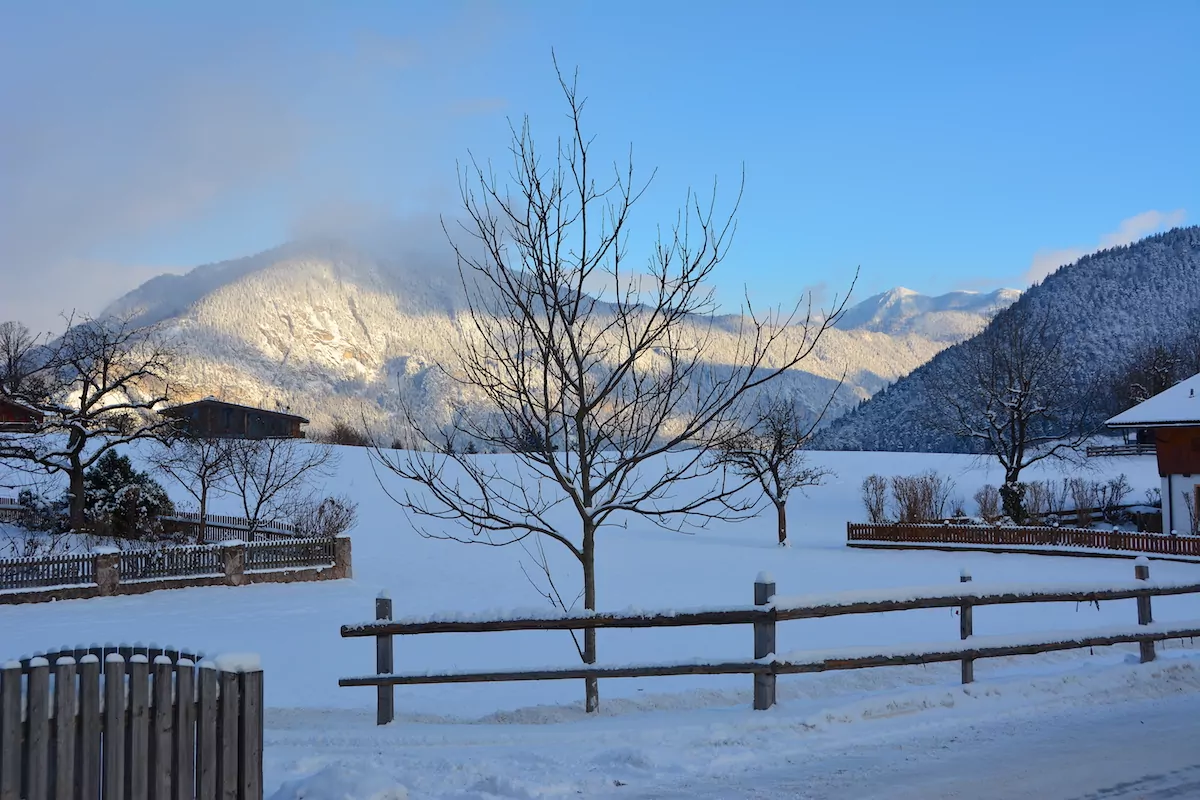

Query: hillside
[817,226,1200,452]
[103,239,1014,440]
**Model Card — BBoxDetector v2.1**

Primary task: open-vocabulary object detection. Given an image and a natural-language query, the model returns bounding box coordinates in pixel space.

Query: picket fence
[0,645,263,800]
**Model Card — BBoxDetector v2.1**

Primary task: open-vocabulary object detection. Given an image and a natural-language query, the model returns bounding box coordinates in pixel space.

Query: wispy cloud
[1025,209,1187,285]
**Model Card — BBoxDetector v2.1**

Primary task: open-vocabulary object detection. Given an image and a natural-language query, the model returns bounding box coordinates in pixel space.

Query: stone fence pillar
[333,536,353,580]
[93,547,120,596]
[220,541,248,586]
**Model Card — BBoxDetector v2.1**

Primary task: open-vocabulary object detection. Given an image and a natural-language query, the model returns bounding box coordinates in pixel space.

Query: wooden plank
[196,663,218,800]
[78,655,102,800]
[774,582,1200,621]
[342,608,767,637]
[238,670,263,800]
[752,576,776,711]
[152,658,174,800]
[53,658,77,800]
[341,660,768,687]
[102,655,126,800]
[174,661,196,800]
[960,572,974,684]
[27,658,50,800]
[375,595,394,725]
[774,626,1200,675]
[128,656,150,800]
[216,670,239,800]
[1136,561,1156,663]
[0,661,20,800]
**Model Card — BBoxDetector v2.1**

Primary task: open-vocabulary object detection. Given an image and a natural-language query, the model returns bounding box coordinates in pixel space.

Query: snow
[28,656,48,668]
[214,653,262,673]
[3,445,1200,797]
[1108,371,1200,427]
[754,571,773,585]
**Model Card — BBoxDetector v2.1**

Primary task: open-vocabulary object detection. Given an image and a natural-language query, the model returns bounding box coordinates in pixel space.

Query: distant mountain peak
[835,286,1019,341]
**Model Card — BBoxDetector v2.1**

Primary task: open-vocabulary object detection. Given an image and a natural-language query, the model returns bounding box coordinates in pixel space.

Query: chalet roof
[162,398,309,424]
[1107,373,1200,428]
[0,395,45,418]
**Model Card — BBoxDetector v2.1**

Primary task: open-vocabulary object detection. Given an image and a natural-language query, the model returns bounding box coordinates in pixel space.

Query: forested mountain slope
[816,226,1200,452]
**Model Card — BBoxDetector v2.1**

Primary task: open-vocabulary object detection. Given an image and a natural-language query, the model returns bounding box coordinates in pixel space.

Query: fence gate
[0,644,263,800]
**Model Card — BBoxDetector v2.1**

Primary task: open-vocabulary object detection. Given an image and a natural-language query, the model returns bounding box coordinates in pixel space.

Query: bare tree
[0,315,176,529]
[0,320,48,399]
[149,434,234,542]
[713,395,834,545]
[924,304,1098,522]
[227,437,337,534]
[372,62,853,712]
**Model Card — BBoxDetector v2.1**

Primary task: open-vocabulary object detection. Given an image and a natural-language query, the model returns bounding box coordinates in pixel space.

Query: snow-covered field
[2,447,1195,799]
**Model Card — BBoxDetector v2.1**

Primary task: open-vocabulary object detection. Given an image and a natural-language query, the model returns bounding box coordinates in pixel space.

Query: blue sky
[2,1,1197,329]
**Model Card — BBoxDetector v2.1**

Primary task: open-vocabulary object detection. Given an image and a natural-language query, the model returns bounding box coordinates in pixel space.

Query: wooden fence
[847,522,1200,558]
[339,563,1200,722]
[160,513,299,543]
[0,645,263,800]
[1086,443,1157,457]
[0,536,351,604]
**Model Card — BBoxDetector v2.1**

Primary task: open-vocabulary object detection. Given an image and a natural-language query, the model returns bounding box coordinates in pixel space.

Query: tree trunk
[776,500,788,545]
[198,487,208,545]
[68,455,86,531]
[582,521,598,713]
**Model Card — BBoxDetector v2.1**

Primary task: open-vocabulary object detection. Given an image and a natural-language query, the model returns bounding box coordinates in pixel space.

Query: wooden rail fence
[340,563,1200,722]
[848,522,1199,558]
[0,645,263,800]
[1086,443,1156,457]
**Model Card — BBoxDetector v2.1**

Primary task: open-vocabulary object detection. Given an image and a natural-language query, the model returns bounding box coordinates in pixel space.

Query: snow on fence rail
[340,562,1199,722]
[0,646,263,800]
[848,522,1195,557]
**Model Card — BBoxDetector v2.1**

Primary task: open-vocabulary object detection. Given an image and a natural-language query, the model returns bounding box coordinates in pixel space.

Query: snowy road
[603,692,1200,800]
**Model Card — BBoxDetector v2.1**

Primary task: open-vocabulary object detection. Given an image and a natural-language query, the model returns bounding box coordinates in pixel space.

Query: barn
[160,398,309,440]
[1108,373,1200,535]
[0,396,45,433]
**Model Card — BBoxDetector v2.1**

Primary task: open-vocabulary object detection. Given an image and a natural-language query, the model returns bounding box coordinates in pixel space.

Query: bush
[317,421,372,448]
[291,495,358,538]
[974,485,1001,522]
[891,470,955,523]
[861,475,889,523]
[16,489,69,533]
[84,451,175,538]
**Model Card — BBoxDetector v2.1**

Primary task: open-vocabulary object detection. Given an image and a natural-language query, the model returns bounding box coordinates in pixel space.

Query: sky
[1,1,1197,333]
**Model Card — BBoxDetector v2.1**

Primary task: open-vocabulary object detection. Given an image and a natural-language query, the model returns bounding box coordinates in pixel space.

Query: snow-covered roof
[1107,372,1200,428]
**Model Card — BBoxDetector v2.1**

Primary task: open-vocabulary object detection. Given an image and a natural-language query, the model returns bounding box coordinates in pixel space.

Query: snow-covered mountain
[103,240,1016,440]
[817,226,1200,453]
[835,287,1021,341]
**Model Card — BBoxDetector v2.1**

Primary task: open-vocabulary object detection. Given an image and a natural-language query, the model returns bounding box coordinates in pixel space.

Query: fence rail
[847,522,1197,557]
[0,646,263,800]
[161,512,300,543]
[340,563,1196,722]
[1086,443,1157,457]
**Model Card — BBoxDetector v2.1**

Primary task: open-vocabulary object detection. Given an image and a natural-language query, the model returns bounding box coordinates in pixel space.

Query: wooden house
[161,398,308,440]
[1108,373,1200,534]
[0,396,44,432]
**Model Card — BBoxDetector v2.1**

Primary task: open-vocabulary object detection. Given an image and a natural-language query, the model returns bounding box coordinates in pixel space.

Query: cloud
[0,6,515,334]
[1025,209,1187,284]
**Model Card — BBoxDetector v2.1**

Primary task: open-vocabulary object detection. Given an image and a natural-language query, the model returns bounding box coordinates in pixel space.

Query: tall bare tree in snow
[0,315,177,529]
[714,391,837,545]
[373,62,854,712]
[924,303,1097,522]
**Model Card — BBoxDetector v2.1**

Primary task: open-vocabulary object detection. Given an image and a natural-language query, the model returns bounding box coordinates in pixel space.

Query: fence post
[93,547,120,596]
[333,536,353,580]
[376,592,395,725]
[221,542,248,587]
[1135,557,1155,663]
[959,569,974,684]
[753,572,776,711]
[0,661,18,800]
